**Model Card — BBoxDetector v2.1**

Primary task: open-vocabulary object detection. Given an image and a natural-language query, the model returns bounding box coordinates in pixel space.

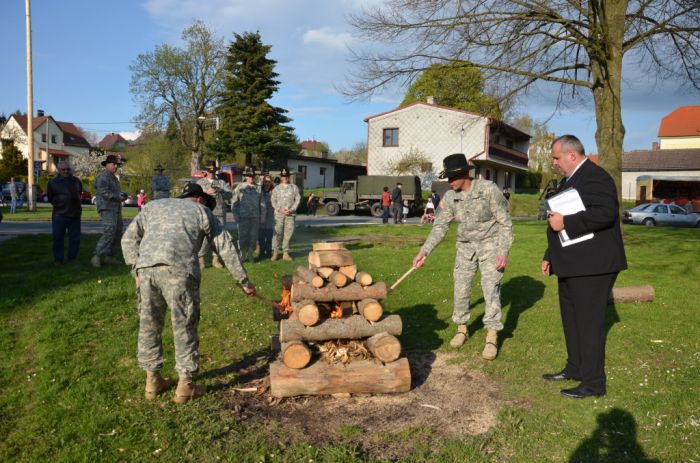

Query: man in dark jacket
[542,135,627,399]
[391,182,403,224]
[47,161,83,265]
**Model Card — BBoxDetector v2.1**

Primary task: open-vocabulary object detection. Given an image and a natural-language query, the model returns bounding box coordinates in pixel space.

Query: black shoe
[560,384,605,399]
[542,370,579,381]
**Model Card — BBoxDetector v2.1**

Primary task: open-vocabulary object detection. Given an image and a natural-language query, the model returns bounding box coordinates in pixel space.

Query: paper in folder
[546,188,594,247]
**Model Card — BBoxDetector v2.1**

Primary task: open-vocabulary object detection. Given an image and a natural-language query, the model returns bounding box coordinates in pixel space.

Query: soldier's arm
[96,175,121,202]
[206,209,252,288]
[231,186,242,216]
[290,186,301,211]
[421,198,454,255]
[220,181,233,200]
[488,185,514,256]
[121,213,145,269]
[271,189,280,211]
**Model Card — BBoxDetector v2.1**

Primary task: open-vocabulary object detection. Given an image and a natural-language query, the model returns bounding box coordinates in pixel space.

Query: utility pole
[25,0,36,211]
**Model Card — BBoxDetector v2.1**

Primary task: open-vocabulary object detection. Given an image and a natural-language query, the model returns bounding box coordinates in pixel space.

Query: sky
[1,0,697,155]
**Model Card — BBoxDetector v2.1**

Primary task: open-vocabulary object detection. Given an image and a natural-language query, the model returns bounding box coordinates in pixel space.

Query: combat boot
[449,325,468,347]
[144,371,174,400]
[271,250,279,261]
[212,255,225,269]
[173,377,206,404]
[198,256,206,269]
[90,255,101,268]
[482,329,498,360]
[282,251,292,261]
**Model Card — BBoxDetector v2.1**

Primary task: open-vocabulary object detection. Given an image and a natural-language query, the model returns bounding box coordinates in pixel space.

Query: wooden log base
[269,357,411,397]
[280,314,402,342]
[291,281,388,302]
[281,341,312,369]
[610,285,655,303]
[364,332,402,363]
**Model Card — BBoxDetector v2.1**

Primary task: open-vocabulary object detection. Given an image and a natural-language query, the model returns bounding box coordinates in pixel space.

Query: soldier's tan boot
[144,371,174,400]
[212,255,225,269]
[482,329,498,360]
[173,377,206,404]
[282,251,292,261]
[90,255,101,268]
[449,325,468,347]
[271,250,279,261]
[198,256,206,269]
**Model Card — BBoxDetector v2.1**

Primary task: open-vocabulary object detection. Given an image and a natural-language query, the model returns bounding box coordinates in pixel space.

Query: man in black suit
[542,134,627,398]
[391,182,403,224]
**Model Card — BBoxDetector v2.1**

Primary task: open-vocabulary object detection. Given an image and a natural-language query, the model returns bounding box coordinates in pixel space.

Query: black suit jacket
[544,160,627,278]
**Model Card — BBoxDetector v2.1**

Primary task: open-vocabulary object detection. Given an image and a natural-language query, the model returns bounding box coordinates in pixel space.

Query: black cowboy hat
[101,154,125,166]
[243,166,255,177]
[154,164,164,171]
[280,167,291,177]
[179,182,216,210]
[204,161,218,173]
[438,153,474,179]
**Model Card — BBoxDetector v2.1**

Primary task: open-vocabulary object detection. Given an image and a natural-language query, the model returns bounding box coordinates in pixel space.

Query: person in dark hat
[391,182,403,224]
[270,167,301,261]
[91,154,125,268]
[196,161,233,269]
[412,153,513,360]
[232,166,260,262]
[152,164,171,200]
[122,182,255,404]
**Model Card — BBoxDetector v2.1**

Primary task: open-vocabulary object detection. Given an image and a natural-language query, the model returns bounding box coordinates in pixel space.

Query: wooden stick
[389,266,417,291]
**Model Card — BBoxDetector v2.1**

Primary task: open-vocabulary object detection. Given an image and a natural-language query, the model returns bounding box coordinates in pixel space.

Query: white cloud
[120,131,141,141]
[303,27,353,50]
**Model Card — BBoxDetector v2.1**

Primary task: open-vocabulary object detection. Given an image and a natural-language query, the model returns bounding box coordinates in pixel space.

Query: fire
[329,301,343,318]
[279,288,293,314]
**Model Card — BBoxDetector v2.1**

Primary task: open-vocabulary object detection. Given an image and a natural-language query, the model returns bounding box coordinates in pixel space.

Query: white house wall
[621,170,700,200]
[659,136,700,150]
[287,159,336,189]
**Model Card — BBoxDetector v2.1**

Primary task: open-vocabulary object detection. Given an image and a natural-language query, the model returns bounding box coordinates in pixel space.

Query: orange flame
[329,301,343,318]
[279,288,293,314]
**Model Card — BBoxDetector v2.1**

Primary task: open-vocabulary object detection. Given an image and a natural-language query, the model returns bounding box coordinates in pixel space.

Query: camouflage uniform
[94,170,123,258]
[258,187,275,258]
[421,179,513,331]
[232,182,261,256]
[197,176,233,259]
[151,174,171,200]
[121,198,249,377]
[270,183,301,253]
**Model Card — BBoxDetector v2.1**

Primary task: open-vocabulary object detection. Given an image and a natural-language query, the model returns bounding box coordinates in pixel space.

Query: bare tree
[346,1,700,198]
[130,20,226,174]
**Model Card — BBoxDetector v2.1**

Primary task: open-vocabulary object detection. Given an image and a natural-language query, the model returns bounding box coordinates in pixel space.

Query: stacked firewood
[269,242,411,398]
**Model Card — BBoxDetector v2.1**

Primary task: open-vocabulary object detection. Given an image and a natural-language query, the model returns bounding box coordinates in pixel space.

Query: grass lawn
[1,205,140,221]
[0,223,697,462]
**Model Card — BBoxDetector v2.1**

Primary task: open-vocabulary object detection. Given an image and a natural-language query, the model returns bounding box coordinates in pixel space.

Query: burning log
[357,298,383,322]
[355,271,373,286]
[291,282,388,302]
[293,300,321,326]
[281,341,312,369]
[364,332,401,363]
[279,314,402,342]
[270,357,411,397]
[295,266,325,288]
[308,250,354,267]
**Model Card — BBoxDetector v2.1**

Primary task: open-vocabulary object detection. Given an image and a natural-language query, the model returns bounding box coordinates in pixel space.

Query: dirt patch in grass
[218,351,503,459]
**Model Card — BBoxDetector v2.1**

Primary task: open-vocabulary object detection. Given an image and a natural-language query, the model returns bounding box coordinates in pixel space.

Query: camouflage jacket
[270,183,301,216]
[197,177,232,217]
[121,198,249,284]
[94,170,122,212]
[232,183,261,219]
[421,179,513,256]
[151,175,171,199]
[259,188,275,228]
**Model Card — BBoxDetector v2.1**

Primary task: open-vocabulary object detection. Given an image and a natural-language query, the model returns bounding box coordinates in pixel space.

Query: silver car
[623,203,700,227]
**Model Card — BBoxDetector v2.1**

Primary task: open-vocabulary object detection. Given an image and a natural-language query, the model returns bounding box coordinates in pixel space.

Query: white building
[286,154,336,189]
[364,101,530,189]
[658,106,700,149]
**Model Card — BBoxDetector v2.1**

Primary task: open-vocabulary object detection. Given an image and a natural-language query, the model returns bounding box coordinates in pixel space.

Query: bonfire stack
[269,242,411,398]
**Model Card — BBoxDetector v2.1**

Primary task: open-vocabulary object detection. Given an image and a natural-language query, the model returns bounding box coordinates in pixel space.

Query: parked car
[1,181,25,203]
[123,193,139,207]
[623,203,700,227]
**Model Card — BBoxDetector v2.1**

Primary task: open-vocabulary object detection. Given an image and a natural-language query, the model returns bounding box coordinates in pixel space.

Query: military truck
[321,175,422,217]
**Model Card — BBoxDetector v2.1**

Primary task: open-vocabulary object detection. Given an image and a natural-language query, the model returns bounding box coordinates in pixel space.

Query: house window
[51,135,57,144]
[320,167,326,176]
[504,172,512,188]
[383,128,399,147]
[298,165,307,180]
[493,170,499,184]
[42,134,47,142]
[495,135,501,144]
[485,169,491,180]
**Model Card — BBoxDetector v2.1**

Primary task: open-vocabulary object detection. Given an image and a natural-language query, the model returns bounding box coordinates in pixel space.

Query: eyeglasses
[60,169,71,172]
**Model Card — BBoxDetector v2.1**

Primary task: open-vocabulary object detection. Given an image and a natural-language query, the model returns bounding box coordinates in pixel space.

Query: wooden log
[364,332,401,363]
[316,267,334,279]
[280,314,402,342]
[357,298,383,322]
[308,250,354,267]
[295,266,324,288]
[281,341,312,369]
[312,242,346,251]
[293,300,321,326]
[270,357,411,397]
[291,281,388,302]
[339,265,357,280]
[355,271,373,286]
[610,285,655,303]
[329,271,349,288]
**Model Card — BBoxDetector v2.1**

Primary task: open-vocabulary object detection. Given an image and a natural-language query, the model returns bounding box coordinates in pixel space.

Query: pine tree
[211,32,297,166]
[0,142,28,180]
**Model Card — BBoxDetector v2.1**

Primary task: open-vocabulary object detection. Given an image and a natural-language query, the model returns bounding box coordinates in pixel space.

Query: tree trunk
[190,150,201,175]
[291,282,388,302]
[281,341,312,369]
[279,314,402,342]
[269,357,411,397]
[364,332,401,363]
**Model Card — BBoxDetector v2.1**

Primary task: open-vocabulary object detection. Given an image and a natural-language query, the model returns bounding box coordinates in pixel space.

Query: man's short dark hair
[383,186,388,192]
[552,134,585,156]
[396,182,402,186]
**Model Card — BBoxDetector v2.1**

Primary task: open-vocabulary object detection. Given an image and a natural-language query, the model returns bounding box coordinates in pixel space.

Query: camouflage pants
[453,240,505,330]
[95,208,123,257]
[271,214,295,252]
[237,217,259,254]
[137,266,201,377]
[199,214,226,258]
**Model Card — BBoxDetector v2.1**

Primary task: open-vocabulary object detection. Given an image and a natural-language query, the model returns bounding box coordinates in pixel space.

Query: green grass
[1,224,698,461]
[0,205,140,221]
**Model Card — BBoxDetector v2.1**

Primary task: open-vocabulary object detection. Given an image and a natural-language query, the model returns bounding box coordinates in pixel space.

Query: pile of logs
[269,242,411,398]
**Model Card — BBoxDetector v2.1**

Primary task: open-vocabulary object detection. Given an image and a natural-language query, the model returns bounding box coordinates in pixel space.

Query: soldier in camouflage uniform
[91,154,125,268]
[151,164,171,200]
[232,167,260,263]
[197,162,233,268]
[412,153,513,360]
[258,173,275,259]
[122,183,256,403]
[270,168,301,261]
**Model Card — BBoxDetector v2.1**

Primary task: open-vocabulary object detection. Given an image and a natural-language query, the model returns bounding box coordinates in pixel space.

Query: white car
[623,203,700,227]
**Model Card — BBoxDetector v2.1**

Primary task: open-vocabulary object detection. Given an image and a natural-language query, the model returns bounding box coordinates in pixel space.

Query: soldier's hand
[412,250,427,268]
[242,283,256,296]
[495,255,508,270]
[541,260,551,276]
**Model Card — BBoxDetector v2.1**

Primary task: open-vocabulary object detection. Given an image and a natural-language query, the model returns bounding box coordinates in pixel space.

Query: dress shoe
[560,384,605,399]
[542,370,579,381]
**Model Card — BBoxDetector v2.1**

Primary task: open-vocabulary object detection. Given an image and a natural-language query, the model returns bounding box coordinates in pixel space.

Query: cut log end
[365,332,401,363]
[355,271,373,286]
[281,341,312,369]
[358,298,383,322]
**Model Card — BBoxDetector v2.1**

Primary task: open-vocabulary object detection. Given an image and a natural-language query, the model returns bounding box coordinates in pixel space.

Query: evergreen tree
[211,32,297,166]
[0,142,28,180]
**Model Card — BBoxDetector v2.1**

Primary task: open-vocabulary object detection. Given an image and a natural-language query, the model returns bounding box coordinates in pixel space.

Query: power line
[72,121,135,125]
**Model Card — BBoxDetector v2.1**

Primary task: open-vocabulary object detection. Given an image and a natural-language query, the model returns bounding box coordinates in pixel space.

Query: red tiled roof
[98,132,129,149]
[57,122,90,148]
[47,149,71,156]
[12,114,48,132]
[300,140,324,150]
[623,149,700,170]
[658,106,700,137]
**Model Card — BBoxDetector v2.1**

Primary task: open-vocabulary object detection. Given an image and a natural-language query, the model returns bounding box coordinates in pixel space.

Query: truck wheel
[370,203,383,218]
[325,202,340,216]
